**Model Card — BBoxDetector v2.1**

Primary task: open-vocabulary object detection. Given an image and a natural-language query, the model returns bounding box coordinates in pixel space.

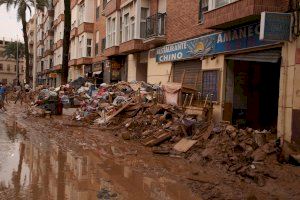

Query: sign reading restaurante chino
[156,23,276,63]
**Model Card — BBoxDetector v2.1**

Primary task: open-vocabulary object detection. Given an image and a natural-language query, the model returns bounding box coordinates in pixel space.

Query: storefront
[155,22,283,123]
[106,57,126,83]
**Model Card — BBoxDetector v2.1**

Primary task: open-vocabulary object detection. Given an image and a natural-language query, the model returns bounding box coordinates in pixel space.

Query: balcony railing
[145,13,166,39]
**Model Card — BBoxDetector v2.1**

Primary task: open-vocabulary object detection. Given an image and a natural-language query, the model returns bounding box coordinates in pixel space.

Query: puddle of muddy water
[0,120,198,200]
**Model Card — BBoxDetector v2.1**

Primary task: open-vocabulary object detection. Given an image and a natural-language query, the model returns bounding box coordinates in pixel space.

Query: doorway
[225,59,281,129]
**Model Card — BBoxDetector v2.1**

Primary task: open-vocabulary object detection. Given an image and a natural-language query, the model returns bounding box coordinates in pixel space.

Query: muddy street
[0,105,199,200]
[0,104,300,200]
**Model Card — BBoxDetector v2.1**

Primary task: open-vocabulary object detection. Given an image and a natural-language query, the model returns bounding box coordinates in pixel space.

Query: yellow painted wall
[147,57,172,84]
[202,55,225,122]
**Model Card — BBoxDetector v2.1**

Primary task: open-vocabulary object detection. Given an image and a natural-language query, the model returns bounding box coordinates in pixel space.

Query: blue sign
[156,23,276,63]
[260,12,292,41]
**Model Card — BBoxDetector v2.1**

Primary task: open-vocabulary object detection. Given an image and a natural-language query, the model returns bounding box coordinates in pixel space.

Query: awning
[225,49,282,63]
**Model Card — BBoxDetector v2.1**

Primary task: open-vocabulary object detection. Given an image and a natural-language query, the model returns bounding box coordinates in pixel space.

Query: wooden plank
[173,138,197,152]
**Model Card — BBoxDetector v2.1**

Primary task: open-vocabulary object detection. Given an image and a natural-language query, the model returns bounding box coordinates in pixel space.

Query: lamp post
[32,0,37,90]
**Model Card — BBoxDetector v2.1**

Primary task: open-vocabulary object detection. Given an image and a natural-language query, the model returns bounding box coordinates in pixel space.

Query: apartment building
[52,0,65,86]
[0,39,25,84]
[69,0,95,81]
[103,0,167,83]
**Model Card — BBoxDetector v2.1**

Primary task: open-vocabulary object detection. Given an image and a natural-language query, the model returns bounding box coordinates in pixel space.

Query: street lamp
[32,0,37,90]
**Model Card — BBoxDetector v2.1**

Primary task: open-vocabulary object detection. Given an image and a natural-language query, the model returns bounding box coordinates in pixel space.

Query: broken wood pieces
[173,138,197,153]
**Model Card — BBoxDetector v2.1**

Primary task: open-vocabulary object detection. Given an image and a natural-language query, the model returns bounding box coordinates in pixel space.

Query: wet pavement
[0,113,198,200]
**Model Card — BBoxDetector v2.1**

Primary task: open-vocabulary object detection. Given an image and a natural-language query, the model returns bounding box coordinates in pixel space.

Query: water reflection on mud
[0,120,196,200]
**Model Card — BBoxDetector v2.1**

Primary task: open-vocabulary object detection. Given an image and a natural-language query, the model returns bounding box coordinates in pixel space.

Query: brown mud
[0,103,299,200]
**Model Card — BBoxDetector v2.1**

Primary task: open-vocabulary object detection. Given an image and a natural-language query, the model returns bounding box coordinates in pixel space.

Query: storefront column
[127,54,138,82]
[278,37,300,144]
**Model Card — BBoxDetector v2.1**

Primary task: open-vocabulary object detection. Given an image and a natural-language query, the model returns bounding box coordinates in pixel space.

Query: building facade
[27,0,300,145]
[0,39,25,84]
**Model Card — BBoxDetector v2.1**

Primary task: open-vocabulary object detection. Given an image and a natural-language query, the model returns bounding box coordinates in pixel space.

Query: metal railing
[145,13,166,39]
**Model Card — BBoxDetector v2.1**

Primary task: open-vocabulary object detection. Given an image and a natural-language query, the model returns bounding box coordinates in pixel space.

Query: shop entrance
[224,53,281,129]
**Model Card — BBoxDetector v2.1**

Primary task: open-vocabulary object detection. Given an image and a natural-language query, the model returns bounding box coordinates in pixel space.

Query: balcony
[143,13,166,47]
[45,30,54,38]
[68,59,77,66]
[54,39,63,50]
[104,0,120,17]
[204,0,290,29]
[70,27,78,39]
[104,46,119,57]
[44,48,53,56]
[77,57,93,65]
[78,23,94,35]
[71,0,78,9]
[53,14,64,27]
[119,39,149,54]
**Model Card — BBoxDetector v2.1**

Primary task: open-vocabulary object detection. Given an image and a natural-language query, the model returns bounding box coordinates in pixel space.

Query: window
[7,64,10,72]
[107,17,116,47]
[140,8,148,38]
[50,59,53,68]
[101,38,106,53]
[95,31,99,56]
[208,0,237,10]
[78,3,85,25]
[130,16,135,39]
[87,39,92,57]
[199,0,208,23]
[0,64,3,71]
[41,61,44,72]
[79,36,83,57]
[119,16,122,43]
[21,66,24,72]
[124,13,129,42]
[111,18,116,46]
[96,6,100,21]
[14,65,17,72]
[202,70,219,101]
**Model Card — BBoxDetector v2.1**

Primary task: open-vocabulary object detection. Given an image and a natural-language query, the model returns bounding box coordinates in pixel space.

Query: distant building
[0,39,25,84]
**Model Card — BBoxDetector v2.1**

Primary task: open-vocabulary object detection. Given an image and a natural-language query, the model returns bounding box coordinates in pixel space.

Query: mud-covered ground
[0,103,300,200]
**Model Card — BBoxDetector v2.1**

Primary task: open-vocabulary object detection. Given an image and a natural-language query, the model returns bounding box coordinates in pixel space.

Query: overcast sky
[0,5,33,41]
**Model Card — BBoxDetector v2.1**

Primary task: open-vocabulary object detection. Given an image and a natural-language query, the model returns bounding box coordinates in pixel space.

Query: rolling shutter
[173,59,202,90]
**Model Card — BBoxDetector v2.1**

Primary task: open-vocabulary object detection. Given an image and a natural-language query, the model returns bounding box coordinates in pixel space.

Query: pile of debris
[188,123,279,186]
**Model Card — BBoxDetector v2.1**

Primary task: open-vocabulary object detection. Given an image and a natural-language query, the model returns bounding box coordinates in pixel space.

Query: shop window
[140,8,148,38]
[199,0,208,23]
[202,70,219,101]
[86,39,92,57]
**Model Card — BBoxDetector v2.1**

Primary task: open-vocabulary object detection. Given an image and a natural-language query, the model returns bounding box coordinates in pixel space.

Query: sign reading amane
[156,23,276,63]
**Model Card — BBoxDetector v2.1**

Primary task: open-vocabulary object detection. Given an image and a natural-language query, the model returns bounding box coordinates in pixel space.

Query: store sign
[260,12,292,41]
[156,23,276,63]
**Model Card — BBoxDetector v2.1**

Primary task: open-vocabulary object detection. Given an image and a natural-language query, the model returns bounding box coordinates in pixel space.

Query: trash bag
[112,96,128,106]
